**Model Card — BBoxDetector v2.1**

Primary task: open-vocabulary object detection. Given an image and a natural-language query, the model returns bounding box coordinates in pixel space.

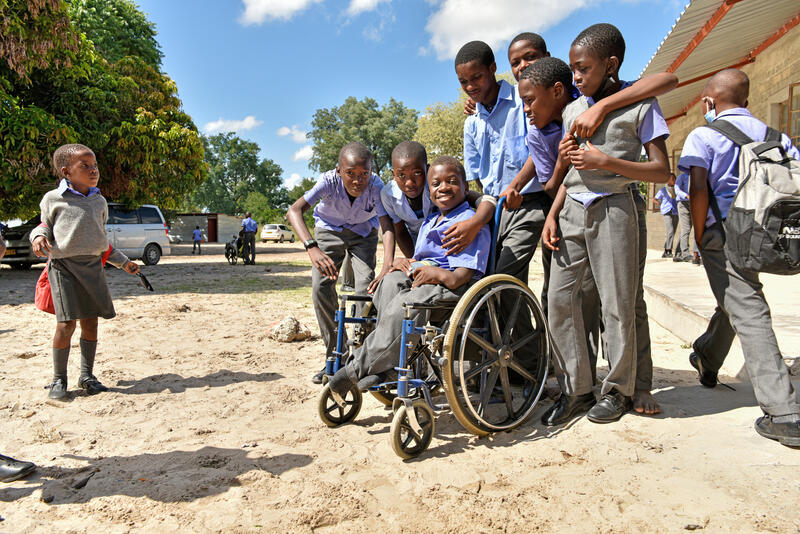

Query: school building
[641,0,800,204]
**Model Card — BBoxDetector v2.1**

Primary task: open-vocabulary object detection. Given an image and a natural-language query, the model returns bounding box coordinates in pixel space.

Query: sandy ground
[1,245,799,533]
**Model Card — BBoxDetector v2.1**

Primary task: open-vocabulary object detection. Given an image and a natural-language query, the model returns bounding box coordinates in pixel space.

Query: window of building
[788,82,800,146]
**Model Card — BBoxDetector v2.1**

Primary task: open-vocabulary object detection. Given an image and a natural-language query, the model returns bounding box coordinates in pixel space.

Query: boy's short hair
[430,156,466,182]
[572,23,625,65]
[391,141,427,166]
[706,69,749,106]
[520,56,573,90]
[53,143,93,177]
[455,41,494,68]
[338,142,373,164]
[510,32,547,54]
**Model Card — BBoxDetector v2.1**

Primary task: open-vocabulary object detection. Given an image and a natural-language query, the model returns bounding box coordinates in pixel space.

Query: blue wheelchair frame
[325,199,507,408]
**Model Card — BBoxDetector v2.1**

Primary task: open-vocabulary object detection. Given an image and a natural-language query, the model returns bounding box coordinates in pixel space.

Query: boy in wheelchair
[328,156,491,397]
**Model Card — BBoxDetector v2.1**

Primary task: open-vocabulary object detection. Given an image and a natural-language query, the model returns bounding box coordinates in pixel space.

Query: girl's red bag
[35,245,113,314]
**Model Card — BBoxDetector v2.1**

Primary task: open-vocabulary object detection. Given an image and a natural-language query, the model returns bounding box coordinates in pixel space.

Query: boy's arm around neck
[571,72,678,139]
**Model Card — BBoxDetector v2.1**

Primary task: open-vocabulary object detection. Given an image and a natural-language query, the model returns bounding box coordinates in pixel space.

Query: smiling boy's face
[507,40,548,82]
[392,156,427,199]
[569,45,617,99]
[456,59,497,106]
[427,163,466,213]
[63,149,99,193]
[337,153,372,197]
[518,78,563,130]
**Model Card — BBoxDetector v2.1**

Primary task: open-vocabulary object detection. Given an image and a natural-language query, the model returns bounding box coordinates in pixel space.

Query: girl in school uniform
[30,144,140,400]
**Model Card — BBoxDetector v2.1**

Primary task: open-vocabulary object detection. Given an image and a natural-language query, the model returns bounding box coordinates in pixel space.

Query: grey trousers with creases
[312,227,377,359]
[677,201,697,257]
[693,223,799,416]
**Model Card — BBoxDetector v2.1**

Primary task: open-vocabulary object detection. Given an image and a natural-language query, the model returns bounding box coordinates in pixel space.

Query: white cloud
[293,145,313,161]
[203,115,263,134]
[285,173,304,188]
[240,0,322,25]
[425,0,588,60]
[347,0,389,16]
[277,125,308,143]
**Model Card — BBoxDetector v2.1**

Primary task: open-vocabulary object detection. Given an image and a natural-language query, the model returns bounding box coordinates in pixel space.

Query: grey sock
[79,338,98,379]
[771,413,800,424]
[53,347,70,382]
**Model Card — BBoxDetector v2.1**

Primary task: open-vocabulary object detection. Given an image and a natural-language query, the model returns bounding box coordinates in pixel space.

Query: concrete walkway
[642,249,800,380]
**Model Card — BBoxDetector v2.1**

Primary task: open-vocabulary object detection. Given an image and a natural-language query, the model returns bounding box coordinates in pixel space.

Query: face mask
[703,98,716,124]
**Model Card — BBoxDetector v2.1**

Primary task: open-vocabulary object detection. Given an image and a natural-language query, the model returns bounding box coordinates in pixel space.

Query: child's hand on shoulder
[570,104,607,139]
[569,141,607,171]
[464,98,477,116]
[123,261,140,275]
[32,236,52,257]
[442,218,481,255]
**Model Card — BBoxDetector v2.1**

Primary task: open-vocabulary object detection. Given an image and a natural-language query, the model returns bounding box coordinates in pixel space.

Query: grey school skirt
[49,255,116,322]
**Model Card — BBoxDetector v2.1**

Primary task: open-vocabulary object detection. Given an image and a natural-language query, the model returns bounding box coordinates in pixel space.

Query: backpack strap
[704,120,754,146]
[752,126,791,161]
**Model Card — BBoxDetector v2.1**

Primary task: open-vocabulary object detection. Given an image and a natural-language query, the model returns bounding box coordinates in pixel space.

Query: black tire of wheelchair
[226,250,237,265]
[441,274,546,437]
[390,399,435,459]
[317,383,362,427]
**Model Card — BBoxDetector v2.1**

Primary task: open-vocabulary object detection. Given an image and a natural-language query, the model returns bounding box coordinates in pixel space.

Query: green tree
[193,133,287,215]
[287,177,317,228]
[0,0,206,220]
[413,97,467,164]
[308,97,418,181]
[67,0,163,69]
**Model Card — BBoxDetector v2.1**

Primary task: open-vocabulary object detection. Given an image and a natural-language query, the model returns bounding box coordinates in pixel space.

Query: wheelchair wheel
[225,246,237,265]
[441,274,549,436]
[371,345,442,406]
[317,383,362,427]
[390,399,435,459]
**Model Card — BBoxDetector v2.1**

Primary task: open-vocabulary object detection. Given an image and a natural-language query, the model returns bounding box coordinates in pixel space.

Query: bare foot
[633,389,661,415]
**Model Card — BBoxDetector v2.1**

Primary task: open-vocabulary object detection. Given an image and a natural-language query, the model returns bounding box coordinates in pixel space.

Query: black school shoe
[311,368,326,384]
[689,352,718,388]
[0,454,36,483]
[79,375,109,395]
[754,416,800,447]
[587,390,632,423]
[47,378,68,400]
[541,392,596,426]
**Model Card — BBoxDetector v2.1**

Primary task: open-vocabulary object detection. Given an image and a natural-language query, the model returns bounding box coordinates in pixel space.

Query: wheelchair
[225,235,242,265]
[316,199,551,458]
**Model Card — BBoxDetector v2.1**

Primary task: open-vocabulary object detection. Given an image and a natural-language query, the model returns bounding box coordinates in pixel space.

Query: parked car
[1,204,171,268]
[260,223,295,243]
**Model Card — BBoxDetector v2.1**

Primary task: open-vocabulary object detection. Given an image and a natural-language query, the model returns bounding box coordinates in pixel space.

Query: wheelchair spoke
[499,367,515,418]
[511,330,540,353]
[486,294,503,345]
[502,294,523,344]
[337,406,344,419]
[507,359,538,383]
[478,365,501,417]
[467,330,497,355]
[463,358,497,382]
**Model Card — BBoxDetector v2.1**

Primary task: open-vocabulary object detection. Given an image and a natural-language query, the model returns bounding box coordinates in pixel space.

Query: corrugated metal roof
[640,0,800,119]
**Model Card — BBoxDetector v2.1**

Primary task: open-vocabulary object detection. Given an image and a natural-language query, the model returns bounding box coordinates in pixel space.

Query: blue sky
[135,0,686,189]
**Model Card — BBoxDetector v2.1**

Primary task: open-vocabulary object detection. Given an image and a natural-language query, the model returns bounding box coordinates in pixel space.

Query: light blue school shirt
[192,229,203,241]
[654,187,677,215]
[674,173,690,202]
[380,180,434,244]
[678,107,800,226]
[568,82,671,207]
[463,80,536,196]
[304,169,387,238]
[413,201,490,278]
[241,217,258,233]
[58,179,100,198]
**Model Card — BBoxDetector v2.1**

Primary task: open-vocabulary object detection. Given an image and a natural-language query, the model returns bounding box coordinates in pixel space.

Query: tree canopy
[413,98,467,165]
[68,0,163,69]
[308,97,418,180]
[0,0,206,220]
[191,133,288,217]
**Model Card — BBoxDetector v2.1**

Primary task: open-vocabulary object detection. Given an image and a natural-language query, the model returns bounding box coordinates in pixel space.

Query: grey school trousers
[343,271,464,382]
[549,192,639,397]
[312,227,378,359]
[693,223,799,416]
[663,213,678,253]
[677,201,697,257]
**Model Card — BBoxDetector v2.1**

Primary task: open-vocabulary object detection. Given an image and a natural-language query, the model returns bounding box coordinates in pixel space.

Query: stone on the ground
[268,316,311,342]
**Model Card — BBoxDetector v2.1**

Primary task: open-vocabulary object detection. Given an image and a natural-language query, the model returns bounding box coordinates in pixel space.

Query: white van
[106,204,171,265]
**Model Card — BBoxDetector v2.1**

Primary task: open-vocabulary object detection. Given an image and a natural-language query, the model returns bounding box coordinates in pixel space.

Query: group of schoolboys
[288,23,800,447]
[654,172,702,264]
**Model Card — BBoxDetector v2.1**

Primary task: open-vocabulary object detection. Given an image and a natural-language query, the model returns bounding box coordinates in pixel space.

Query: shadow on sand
[112,369,283,394]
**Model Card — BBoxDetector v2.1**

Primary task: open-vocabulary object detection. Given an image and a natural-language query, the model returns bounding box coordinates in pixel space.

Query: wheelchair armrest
[339,294,373,303]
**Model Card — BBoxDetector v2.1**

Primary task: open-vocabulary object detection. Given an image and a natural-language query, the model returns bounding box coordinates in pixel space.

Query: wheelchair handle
[488,196,505,276]
[338,294,373,303]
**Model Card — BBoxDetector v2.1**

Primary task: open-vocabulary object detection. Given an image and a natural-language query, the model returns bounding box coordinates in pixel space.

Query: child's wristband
[478,194,497,207]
